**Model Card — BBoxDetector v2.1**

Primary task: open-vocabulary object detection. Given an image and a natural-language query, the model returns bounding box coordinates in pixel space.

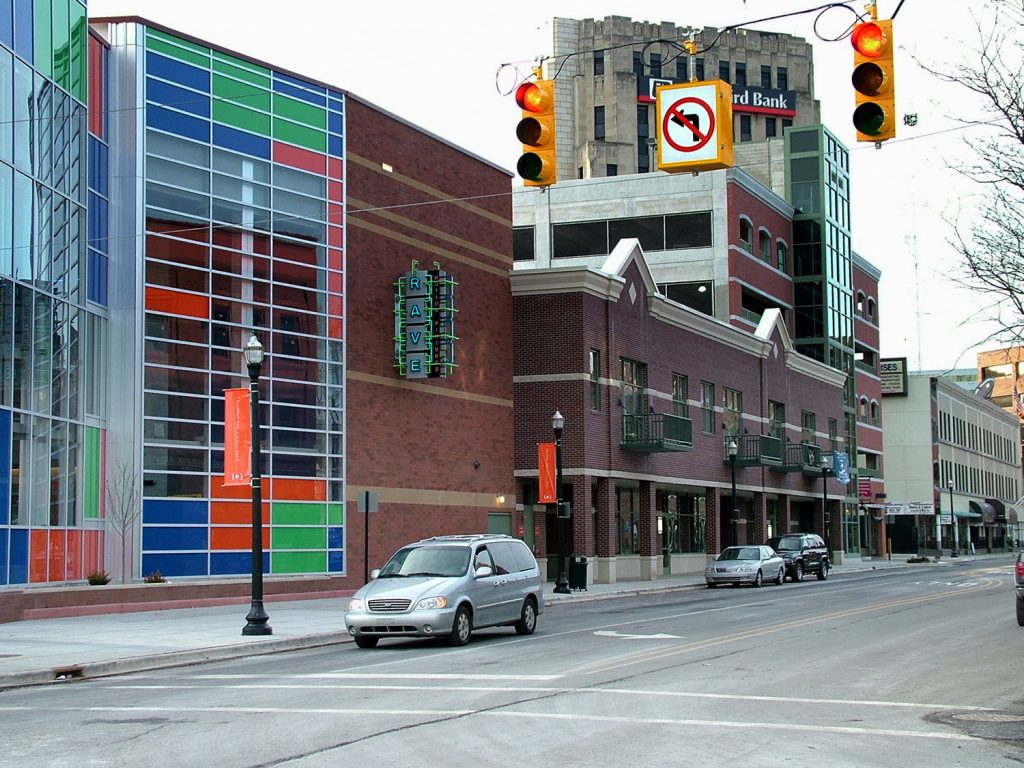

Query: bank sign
[394,262,457,379]
[639,76,797,117]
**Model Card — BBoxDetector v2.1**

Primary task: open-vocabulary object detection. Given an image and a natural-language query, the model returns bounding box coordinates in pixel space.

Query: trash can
[569,556,588,591]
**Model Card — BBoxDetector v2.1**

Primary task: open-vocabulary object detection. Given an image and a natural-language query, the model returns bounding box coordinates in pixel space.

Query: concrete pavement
[0,554,1002,690]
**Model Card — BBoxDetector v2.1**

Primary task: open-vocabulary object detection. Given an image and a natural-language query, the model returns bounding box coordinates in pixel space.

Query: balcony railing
[770,441,827,475]
[620,413,693,452]
[723,433,782,466]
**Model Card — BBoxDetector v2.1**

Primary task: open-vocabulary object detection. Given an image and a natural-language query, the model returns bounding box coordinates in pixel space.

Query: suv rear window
[768,536,803,551]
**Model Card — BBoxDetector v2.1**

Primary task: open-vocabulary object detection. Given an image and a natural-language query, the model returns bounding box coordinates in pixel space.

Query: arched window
[870,400,879,426]
[758,228,771,261]
[867,297,876,321]
[739,217,753,251]
[859,397,869,422]
[776,240,788,273]
[856,291,865,314]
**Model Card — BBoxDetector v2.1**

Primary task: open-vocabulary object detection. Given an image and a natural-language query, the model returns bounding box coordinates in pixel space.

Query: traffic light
[851,18,896,142]
[515,79,557,187]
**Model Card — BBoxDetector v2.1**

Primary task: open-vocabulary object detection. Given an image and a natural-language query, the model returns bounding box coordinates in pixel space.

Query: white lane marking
[484,711,980,741]
[593,631,683,640]
[96,683,993,712]
[0,705,979,741]
[594,688,995,711]
[186,673,562,681]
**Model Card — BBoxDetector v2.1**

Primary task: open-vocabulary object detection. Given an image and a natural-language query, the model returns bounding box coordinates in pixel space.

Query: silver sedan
[705,545,786,588]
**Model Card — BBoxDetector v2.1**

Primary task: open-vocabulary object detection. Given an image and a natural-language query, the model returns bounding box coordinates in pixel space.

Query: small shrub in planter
[86,570,111,585]
[906,555,932,564]
[143,571,167,583]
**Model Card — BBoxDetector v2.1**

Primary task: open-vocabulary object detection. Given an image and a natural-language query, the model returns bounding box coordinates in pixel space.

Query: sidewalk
[0,554,1000,690]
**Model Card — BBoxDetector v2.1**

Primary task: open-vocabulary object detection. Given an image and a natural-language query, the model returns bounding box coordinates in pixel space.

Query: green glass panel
[327,503,344,525]
[271,550,327,574]
[273,118,326,153]
[146,34,210,69]
[273,93,325,130]
[213,100,271,135]
[213,54,270,88]
[70,1,86,104]
[34,0,52,78]
[273,526,327,550]
[212,74,270,113]
[53,0,69,91]
[83,426,100,518]
[271,502,326,525]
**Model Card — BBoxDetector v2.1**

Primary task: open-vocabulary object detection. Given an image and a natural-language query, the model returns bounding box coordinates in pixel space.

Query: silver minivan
[344,534,545,648]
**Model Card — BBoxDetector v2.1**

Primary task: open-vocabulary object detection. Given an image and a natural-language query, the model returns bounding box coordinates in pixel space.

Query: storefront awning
[954,510,982,519]
[969,500,997,524]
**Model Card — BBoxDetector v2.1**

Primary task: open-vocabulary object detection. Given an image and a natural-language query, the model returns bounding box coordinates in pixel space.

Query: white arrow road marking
[593,630,682,640]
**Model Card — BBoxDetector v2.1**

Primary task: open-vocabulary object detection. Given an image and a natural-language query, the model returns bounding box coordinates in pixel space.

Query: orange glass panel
[29,530,48,582]
[66,530,83,580]
[211,526,269,551]
[211,501,253,525]
[271,477,327,501]
[145,286,209,319]
[48,530,67,582]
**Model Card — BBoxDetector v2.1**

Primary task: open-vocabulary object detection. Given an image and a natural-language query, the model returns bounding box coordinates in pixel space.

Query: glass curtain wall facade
[787,125,858,553]
[0,0,105,586]
[110,24,347,578]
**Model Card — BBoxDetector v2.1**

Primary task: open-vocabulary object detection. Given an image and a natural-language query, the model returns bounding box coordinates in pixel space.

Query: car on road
[765,533,830,582]
[344,534,544,648]
[1016,551,1024,626]
[705,545,786,588]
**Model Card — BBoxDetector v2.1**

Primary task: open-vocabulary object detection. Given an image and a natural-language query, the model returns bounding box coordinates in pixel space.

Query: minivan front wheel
[448,605,473,646]
[515,598,538,635]
[1016,597,1024,627]
[353,635,378,649]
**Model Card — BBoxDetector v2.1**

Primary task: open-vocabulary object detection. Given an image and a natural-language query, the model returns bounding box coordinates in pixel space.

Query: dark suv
[765,533,829,582]
[1015,552,1024,626]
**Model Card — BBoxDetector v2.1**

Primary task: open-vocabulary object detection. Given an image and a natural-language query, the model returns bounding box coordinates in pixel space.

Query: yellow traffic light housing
[515,79,557,187]
[851,18,896,142]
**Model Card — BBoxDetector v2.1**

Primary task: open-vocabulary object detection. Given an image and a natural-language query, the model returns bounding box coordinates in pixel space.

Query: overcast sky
[87,0,1004,373]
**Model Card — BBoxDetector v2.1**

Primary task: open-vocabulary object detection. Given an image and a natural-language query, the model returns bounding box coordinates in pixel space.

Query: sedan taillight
[1016,560,1024,578]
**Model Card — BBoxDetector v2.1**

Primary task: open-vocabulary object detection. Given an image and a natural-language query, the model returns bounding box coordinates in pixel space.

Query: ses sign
[394,262,458,379]
[880,357,908,396]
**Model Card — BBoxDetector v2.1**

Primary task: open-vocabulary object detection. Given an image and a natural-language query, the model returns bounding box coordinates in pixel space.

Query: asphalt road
[1,559,1021,768]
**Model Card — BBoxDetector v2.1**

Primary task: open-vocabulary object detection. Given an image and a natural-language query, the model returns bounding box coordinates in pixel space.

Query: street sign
[358,490,378,514]
[656,80,734,173]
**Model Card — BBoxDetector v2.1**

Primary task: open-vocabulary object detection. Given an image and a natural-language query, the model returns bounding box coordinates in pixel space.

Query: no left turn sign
[656,80,735,172]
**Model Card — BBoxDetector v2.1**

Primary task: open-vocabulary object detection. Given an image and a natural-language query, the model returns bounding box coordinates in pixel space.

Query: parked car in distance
[765,533,830,582]
[1015,551,1024,626]
[344,534,544,648]
[705,545,785,588]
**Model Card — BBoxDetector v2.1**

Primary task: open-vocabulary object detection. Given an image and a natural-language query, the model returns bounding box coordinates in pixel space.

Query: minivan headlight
[347,598,365,612]
[416,596,449,610]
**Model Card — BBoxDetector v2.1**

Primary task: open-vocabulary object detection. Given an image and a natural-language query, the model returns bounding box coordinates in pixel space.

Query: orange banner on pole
[223,388,251,486]
[538,442,556,503]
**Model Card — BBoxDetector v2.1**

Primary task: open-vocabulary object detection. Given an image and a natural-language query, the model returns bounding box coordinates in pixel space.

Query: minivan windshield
[378,546,471,578]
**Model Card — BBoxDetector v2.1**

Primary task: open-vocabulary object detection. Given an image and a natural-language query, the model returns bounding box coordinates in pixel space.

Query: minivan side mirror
[475,565,493,578]
[370,569,381,579]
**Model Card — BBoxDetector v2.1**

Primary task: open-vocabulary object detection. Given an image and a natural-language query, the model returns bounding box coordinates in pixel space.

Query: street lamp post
[242,334,272,636]
[727,439,738,546]
[552,410,570,594]
[821,452,831,554]
[948,481,959,557]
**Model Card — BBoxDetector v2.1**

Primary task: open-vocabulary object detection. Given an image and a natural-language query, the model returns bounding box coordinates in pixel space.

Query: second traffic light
[515,79,556,187]
[851,18,896,142]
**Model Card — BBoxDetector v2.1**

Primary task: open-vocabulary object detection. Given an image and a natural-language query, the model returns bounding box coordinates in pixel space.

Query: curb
[0,631,350,691]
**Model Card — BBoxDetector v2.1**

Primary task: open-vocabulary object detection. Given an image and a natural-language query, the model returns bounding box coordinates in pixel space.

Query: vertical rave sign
[394,261,458,379]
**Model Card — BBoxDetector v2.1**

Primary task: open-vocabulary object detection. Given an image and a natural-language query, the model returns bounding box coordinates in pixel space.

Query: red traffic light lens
[515,82,550,113]
[851,22,886,58]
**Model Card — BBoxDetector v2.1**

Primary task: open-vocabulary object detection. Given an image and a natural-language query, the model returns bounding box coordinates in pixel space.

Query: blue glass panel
[96,252,108,306]
[273,71,326,106]
[12,0,31,63]
[212,124,270,159]
[147,105,210,143]
[328,135,342,158]
[0,1,12,49]
[211,551,269,576]
[142,525,209,551]
[328,95,343,113]
[0,528,8,585]
[328,550,343,573]
[141,552,208,578]
[146,51,209,92]
[9,527,27,584]
[143,499,209,525]
[327,526,343,549]
[87,191,100,247]
[88,136,108,196]
[147,76,210,118]
[0,408,9,525]
[327,111,342,135]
